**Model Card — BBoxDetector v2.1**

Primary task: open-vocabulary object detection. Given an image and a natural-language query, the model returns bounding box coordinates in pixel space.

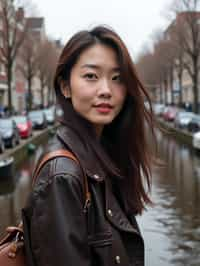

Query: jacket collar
[105,178,143,237]
[56,100,122,182]
[57,125,106,182]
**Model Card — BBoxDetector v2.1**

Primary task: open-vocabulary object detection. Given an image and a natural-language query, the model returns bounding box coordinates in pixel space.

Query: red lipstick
[94,103,113,114]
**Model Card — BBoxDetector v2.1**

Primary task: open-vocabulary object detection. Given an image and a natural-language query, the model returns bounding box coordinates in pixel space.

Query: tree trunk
[192,58,199,113]
[170,66,174,105]
[40,80,44,108]
[47,86,51,106]
[159,86,163,104]
[7,64,13,115]
[27,77,32,111]
[178,70,183,107]
[193,83,198,113]
[164,78,168,105]
[193,72,199,113]
[161,82,165,104]
[41,89,44,108]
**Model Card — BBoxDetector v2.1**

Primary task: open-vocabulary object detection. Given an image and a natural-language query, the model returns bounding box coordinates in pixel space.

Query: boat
[0,157,14,181]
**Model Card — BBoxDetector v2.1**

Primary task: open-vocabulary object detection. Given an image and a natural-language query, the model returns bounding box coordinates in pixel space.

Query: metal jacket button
[93,174,100,180]
[115,255,121,264]
[108,209,113,217]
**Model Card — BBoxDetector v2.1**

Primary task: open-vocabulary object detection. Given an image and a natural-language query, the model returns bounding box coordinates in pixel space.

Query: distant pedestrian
[22,25,156,266]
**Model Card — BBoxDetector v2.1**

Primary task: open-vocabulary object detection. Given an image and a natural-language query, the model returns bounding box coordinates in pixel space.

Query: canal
[138,130,200,266]
[0,130,200,265]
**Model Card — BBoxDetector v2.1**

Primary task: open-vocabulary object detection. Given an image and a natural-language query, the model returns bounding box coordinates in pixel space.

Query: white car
[153,103,165,116]
[192,131,200,150]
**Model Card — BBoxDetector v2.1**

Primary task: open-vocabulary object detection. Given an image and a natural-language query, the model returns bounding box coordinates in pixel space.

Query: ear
[60,80,71,98]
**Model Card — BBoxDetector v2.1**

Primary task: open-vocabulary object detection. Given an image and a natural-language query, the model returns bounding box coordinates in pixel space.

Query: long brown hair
[54,25,156,215]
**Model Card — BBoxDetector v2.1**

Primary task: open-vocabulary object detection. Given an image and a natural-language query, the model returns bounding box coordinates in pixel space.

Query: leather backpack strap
[32,149,91,208]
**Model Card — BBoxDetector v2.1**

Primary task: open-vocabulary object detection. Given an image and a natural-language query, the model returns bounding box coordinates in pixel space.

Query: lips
[94,103,113,108]
[93,103,113,114]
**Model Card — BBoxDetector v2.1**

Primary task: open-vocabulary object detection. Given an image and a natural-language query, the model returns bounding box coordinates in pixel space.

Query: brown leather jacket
[22,124,144,266]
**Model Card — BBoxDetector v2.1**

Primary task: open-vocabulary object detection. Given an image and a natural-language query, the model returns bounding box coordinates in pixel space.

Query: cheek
[70,83,94,113]
[71,79,94,100]
[115,87,127,106]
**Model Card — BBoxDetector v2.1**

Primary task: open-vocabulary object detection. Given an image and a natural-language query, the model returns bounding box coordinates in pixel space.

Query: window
[0,63,5,75]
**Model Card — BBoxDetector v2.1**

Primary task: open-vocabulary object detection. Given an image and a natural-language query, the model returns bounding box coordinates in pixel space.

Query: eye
[83,73,98,80]
[112,74,122,82]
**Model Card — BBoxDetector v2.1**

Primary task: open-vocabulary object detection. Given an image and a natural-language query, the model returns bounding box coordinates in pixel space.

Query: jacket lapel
[57,126,106,182]
[105,178,141,236]
[57,125,141,237]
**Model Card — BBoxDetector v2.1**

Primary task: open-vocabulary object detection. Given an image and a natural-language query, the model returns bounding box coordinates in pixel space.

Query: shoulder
[33,132,84,185]
[33,153,84,195]
[24,154,86,215]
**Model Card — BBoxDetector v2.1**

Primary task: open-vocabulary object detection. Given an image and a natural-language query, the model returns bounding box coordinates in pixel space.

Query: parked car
[0,157,14,182]
[153,103,165,116]
[13,115,33,138]
[29,110,47,130]
[187,114,200,133]
[162,106,170,119]
[163,106,178,122]
[43,108,56,125]
[174,111,195,130]
[0,118,20,147]
[0,132,5,153]
[193,131,200,150]
[56,106,63,118]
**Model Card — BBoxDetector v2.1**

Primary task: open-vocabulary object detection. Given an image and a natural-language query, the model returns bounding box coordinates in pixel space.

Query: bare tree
[170,0,200,112]
[36,39,58,108]
[19,33,37,110]
[137,51,156,84]
[36,42,47,108]
[46,42,59,106]
[154,40,171,105]
[156,38,177,105]
[0,0,28,114]
[137,29,177,105]
[172,32,185,106]
[136,51,159,102]
[149,37,173,105]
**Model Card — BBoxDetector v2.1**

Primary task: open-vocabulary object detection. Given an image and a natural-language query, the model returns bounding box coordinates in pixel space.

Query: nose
[97,79,111,99]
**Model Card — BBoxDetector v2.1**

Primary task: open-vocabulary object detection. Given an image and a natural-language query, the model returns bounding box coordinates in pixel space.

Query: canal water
[138,130,200,266]
[0,144,43,236]
[0,131,200,265]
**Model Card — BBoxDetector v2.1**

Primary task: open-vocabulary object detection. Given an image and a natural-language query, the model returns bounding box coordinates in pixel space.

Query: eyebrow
[81,64,120,72]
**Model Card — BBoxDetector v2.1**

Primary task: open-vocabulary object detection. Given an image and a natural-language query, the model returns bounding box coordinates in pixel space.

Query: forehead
[75,44,119,70]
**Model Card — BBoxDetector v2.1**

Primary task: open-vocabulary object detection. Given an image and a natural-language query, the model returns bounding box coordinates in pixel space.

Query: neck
[94,125,104,139]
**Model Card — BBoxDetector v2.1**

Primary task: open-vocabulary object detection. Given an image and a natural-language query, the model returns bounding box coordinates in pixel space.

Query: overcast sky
[30,0,172,58]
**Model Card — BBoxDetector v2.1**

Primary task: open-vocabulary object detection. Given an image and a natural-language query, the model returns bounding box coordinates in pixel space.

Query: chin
[90,117,115,125]
[84,113,117,125]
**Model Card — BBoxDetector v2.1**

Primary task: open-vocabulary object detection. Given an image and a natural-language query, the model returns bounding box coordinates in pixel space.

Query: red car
[13,115,33,138]
[163,106,178,122]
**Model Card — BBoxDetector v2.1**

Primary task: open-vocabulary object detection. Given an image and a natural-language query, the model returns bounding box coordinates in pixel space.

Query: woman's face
[62,44,127,136]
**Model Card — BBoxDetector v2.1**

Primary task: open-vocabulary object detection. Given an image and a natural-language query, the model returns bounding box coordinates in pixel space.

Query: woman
[22,25,155,266]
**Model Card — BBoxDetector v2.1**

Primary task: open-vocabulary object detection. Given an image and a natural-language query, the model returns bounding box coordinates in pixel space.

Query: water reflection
[138,131,200,266]
[0,147,40,237]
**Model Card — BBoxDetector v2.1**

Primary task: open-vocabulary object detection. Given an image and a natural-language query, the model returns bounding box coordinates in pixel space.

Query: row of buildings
[0,1,62,113]
[163,11,200,108]
[137,10,200,112]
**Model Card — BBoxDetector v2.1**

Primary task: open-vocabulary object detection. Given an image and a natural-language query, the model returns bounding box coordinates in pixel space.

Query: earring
[60,80,71,98]
[64,93,71,99]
